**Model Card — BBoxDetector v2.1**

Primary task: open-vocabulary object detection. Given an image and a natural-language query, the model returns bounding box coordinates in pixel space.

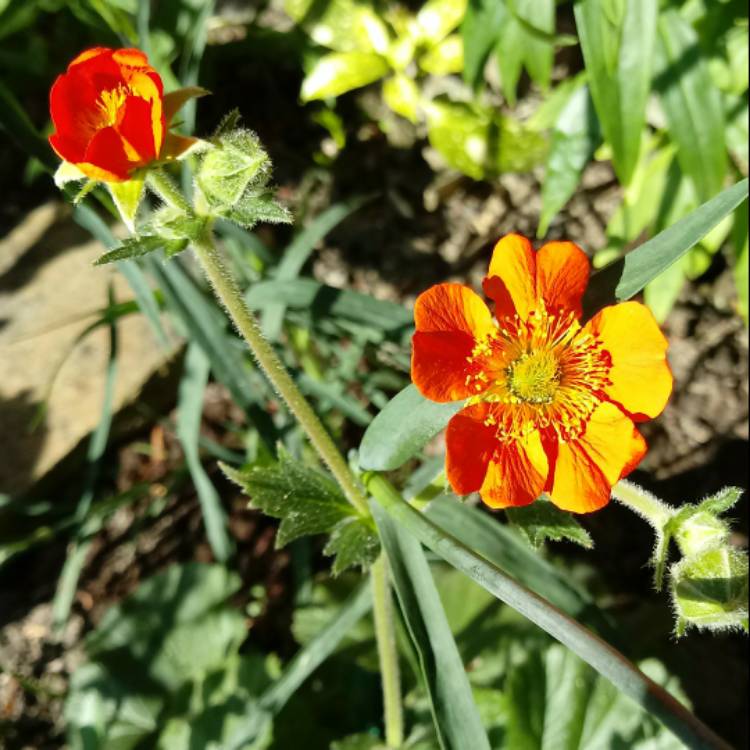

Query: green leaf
[538,83,601,237]
[358,385,463,471]
[373,504,491,750]
[107,176,146,232]
[670,546,749,636]
[221,451,379,573]
[382,73,420,122]
[54,160,87,188]
[364,474,727,749]
[584,178,749,311]
[505,645,686,749]
[301,52,390,101]
[496,0,555,105]
[94,235,188,265]
[416,0,467,46]
[151,206,208,241]
[461,0,507,87]
[506,496,593,550]
[418,34,463,76]
[656,9,727,202]
[176,344,234,562]
[425,495,612,634]
[695,486,744,517]
[425,100,547,179]
[246,278,413,336]
[733,201,749,323]
[324,517,381,575]
[262,196,370,340]
[574,0,657,185]
[284,0,386,54]
[225,191,292,228]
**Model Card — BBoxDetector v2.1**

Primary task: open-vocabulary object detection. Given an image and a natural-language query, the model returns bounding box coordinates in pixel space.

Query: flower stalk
[371,554,405,749]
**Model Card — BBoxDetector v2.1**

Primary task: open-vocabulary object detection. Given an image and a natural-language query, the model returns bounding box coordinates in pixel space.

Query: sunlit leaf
[301,52,389,101]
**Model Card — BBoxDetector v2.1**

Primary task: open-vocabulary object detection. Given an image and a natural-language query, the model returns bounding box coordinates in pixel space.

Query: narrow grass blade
[374,504,491,750]
[364,473,732,750]
[574,0,657,186]
[425,494,618,641]
[656,9,727,202]
[262,197,371,339]
[584,178,749,313]
[176,343,234,562]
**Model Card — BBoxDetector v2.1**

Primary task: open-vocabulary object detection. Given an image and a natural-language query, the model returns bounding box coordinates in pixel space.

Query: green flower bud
[670,545,749,636]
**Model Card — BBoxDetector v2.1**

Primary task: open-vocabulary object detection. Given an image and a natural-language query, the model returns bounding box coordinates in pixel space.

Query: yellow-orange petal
[586,301,673,421]
[479,429,548,508]
[112,48,150,67]
[482,233,537,320]
[547,401,646,513]
[535,240,589,318]
[69,47,112,68]
[445,403,497,494]
[412,283,496,402]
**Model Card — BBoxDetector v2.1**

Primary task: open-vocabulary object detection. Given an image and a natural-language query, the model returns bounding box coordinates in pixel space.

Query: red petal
[479,430,548,508]
[118,95,157,162]
[411,283,497,402]
[445,403,497,494]
[535,240,589,318]
[482,234,537,320]
[83,126,132,181]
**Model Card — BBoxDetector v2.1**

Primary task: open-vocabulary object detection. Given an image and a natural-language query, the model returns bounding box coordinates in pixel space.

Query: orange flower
[49,47,199,182]
[411,234,673,513]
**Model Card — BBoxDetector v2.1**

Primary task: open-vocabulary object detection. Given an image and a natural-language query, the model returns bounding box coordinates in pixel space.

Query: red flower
[49,47,198,182]
[411,234,673,513]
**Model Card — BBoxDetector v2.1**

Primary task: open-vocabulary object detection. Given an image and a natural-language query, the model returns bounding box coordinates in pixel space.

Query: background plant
[0,1,747,749]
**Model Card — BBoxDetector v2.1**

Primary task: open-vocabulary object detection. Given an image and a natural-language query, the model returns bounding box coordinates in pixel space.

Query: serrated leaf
[221,452,353,547]
[301,52,390,101]
[151,206,207,241]
[324,517,380,575]
[670,546,749,636]
[695,486,744,517]
[224,192,293,229]
[506,496,594,550]
[107,176,146,233]
[94,235,187,265]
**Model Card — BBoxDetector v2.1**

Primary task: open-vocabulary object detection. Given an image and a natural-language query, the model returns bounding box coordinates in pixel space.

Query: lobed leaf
[506,496,594,550]
[221,451,379,573]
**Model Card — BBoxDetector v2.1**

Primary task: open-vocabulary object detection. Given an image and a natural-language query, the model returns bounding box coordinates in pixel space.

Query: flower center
[97,86,129,127]
[507,349,561,404]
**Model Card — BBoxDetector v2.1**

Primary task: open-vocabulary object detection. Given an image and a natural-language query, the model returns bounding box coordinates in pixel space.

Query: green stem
[190,228,370,517]
[371,554,404,749]
[612,479,673,530]
[147,169,192,213]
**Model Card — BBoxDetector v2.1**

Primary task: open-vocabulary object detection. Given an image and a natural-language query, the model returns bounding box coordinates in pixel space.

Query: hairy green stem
[371,554,404,748]
[190,229,369,516]
[147,169,192,213]
[612,479,673,529]
[148,169,403,740]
